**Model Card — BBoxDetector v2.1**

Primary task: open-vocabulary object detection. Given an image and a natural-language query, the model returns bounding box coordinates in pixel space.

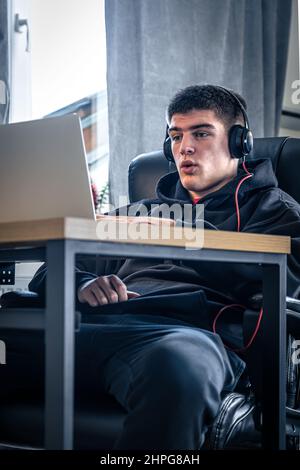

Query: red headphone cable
[213,158,263,352]
[212,303,264,353]
[234,158,253,233]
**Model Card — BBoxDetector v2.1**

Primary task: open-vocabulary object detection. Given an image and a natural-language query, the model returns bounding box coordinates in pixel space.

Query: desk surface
[0,217,290,254]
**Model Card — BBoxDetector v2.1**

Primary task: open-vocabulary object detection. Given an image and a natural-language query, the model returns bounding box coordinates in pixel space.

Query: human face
[168,109,238,199]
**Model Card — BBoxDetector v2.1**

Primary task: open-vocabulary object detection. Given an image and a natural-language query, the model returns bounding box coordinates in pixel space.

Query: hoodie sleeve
[28,263,98,299]
[28,257,126,305]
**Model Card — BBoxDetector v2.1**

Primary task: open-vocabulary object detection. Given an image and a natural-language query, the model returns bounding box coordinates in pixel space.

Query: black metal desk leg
[45,240,75,449]
[262,257,287,449]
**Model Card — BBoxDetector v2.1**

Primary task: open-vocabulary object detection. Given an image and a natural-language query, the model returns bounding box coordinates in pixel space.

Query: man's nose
[179,134,195,156]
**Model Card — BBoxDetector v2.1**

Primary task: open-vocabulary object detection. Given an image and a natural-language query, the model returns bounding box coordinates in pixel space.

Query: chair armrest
[0,290,44,308]
[247,292,300,312]
[287,296,300,313]
[0,290,82,331]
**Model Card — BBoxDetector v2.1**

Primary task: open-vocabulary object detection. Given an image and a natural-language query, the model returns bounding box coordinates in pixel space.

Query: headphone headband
[213,85,249,130]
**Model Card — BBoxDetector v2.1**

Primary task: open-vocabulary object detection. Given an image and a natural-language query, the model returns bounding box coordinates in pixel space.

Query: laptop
[0,114,96,223]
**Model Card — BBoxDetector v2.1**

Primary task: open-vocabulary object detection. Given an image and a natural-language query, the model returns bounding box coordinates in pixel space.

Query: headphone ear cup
[243,128,254,155]
[163,136,174,162]
[228,125,253,159]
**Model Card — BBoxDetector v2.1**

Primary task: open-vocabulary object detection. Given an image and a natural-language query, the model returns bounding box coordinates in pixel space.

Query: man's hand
[78,274,140,307]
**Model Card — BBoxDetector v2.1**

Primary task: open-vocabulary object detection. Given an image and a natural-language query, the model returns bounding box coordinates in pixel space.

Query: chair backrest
[128,137,300,205]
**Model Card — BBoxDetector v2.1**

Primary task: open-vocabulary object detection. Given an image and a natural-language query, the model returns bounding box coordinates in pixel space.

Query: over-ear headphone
[163,85,253,162]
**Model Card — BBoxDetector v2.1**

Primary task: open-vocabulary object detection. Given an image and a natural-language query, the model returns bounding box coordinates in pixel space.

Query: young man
[6,85,300,449]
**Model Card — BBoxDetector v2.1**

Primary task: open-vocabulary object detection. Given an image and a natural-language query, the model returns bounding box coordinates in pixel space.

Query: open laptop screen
[0,114,96,222]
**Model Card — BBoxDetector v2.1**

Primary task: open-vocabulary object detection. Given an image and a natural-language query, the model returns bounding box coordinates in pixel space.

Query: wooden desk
[0,217,291,450]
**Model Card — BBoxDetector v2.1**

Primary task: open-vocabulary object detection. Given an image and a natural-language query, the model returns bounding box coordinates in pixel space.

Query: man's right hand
[77,274,140,307]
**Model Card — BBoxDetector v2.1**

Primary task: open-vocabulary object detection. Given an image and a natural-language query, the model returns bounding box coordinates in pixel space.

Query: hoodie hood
[156,158,278,206]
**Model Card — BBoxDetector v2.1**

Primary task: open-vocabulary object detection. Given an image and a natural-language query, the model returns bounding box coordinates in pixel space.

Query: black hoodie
[29,158,300,330]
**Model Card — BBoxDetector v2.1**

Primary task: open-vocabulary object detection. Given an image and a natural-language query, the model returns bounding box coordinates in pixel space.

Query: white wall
[283,0,300,113]
[278,127,300,137]
[30,0,106,118]
[279,0,300,136]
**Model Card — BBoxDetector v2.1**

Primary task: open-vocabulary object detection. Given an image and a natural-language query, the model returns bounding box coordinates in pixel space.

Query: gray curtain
[0,0,10,123]
[105,0,292,204]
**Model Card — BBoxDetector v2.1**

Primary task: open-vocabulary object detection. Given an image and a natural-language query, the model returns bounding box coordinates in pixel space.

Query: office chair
[0,136,300,450]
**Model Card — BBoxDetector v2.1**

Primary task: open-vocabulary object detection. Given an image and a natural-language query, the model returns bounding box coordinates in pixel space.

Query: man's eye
[194,131,209,138]
[170,135,181,142]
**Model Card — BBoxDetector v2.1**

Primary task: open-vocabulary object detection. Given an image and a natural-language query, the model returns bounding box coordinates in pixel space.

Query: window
[10,0,109,212]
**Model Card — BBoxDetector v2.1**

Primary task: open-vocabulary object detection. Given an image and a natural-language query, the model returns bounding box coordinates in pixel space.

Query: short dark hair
[166,84,247,131]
